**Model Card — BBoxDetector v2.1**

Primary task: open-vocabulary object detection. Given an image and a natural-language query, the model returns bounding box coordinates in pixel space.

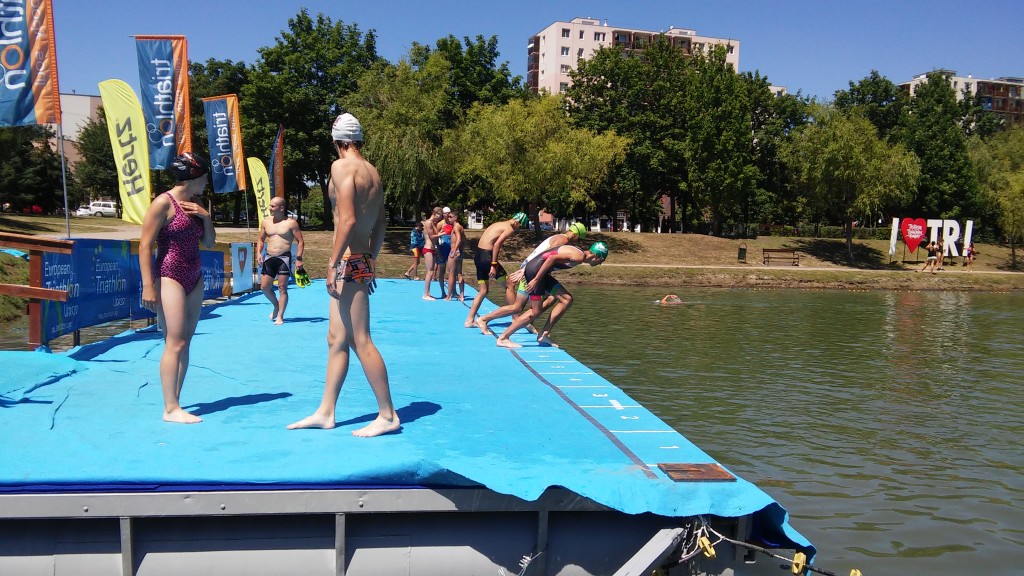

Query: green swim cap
[512,212,529,227]
[589,241,608,259]
[569,222,587,240]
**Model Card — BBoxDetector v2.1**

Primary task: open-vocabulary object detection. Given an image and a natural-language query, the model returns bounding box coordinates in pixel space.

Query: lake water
[553,285,1024,576]
[3,286,1021,575]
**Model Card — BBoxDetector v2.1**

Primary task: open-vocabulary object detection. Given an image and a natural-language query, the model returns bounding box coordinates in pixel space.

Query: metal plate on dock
[657,463,736,482]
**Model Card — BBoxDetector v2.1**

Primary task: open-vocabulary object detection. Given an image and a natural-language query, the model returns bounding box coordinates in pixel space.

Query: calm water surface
[554,286,1023,576]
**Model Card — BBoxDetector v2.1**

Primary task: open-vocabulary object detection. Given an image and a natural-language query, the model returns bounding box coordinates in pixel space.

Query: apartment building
[901,70,1024,127]
[528,17,740,95]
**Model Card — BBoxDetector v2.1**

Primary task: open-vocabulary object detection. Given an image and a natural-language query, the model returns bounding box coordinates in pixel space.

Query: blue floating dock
[0,279,812,575]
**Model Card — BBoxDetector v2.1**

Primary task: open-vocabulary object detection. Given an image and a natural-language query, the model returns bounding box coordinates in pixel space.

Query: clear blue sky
[55,1,1021,101]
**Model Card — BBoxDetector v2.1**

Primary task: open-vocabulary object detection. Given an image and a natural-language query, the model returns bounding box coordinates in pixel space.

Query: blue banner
[39,239,230,337]
[136,37,177,169]
[200,249,225,300]
[40,239,134,341]
[0,0,61,127]
[202,95,245,193]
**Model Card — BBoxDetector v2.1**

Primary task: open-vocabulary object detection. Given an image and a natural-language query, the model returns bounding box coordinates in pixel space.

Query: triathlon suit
[522,246,583,300]
[262,253,291,277]
[474,248,507,283]
[155,193,203,293]
[334,253,376,294]
[437,223,453,260]
[410,229,425,258]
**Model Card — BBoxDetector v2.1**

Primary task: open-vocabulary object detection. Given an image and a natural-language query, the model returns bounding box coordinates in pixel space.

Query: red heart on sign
[900,218,927,253]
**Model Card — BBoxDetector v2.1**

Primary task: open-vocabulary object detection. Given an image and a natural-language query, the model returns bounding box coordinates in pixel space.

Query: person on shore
[139,153,216,424]
[964,242,977,271]
[464,212,529,327]
[475,222,587,335]
[495,242,608,349]
[936,236,946,270]
[288,113,399,437]
[920,240,939,274]
[256,197,305,325]
[435,206,453,299]
[421,207,444,300]
[404,221,424,280]
[445,210,466,301]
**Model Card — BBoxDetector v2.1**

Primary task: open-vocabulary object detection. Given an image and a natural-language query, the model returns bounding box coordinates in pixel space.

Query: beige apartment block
[528,17,740,95]
[900,69,1024,127]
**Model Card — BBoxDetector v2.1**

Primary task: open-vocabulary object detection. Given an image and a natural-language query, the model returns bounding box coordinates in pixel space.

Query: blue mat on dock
[0,279,812,554]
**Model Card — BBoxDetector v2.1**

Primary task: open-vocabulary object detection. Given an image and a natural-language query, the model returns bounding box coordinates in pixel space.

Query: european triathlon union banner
[0,0,61,126]
[269,124,284,199]
[200,250,226,299]
[130,249,227,319]
[202,94,246,194]
[135,35,192,169]
[40,240,134,340]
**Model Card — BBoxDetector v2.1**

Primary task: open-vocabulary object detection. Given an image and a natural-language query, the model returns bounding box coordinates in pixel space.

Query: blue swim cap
[512,212,529,227]
[589,242,608,259]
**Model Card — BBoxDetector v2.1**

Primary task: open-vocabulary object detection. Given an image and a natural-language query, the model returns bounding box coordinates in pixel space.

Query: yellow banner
[246,157,272,223]
[98,80,151,224]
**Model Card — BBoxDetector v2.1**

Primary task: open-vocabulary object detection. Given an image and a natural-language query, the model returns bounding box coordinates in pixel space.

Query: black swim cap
[166,152,210,182]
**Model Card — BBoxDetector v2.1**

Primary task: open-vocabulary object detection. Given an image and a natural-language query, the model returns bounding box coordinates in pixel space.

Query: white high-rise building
[528,17,740,95]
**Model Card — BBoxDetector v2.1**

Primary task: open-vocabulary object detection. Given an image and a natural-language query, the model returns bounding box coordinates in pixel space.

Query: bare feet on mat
[287,413,336,430]
[475,318,493,335]
[164,408,202,424]
[274,317,284,325]
[496,338,522,349]
[537,333,559,347]
[351,413,401,438]
[422,295,437,301]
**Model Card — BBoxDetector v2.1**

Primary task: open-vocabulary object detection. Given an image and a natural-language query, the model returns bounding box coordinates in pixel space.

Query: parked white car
[83,201,117,217]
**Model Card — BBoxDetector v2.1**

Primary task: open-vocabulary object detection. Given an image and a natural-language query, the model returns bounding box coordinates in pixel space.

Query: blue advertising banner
[200,249,225,300]
[202,94,245,193]
[40,239,134,341]
[136,37,177,169]
[39,240,229,335]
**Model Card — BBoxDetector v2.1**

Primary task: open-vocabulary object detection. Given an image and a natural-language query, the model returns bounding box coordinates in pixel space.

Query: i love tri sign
[888,218,974,257]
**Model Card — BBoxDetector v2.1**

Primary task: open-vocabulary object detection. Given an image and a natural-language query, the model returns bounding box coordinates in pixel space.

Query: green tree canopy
[969,128,1024,266]
[451,96,627,226]
[782,104,920,263]
[0,126,64,213]
[243,9,380,224]
[833,70,907,141]
[897,71,978,219]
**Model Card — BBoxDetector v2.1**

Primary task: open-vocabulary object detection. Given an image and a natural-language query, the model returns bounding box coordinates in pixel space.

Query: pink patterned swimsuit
[155,193,204,293]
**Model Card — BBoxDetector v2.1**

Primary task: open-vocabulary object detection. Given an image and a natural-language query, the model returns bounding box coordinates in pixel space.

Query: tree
[344,54,451,214]
[897,71,978,219]
[969,128,1024,267]
[833,70,907,141]
[409,34,527,125]
[189,58,249,222]
[745,78,811,226]
[681,46,758,234]
[566,38,689,230]
[72,109,118,206]
[782,104,920,263]
[451,96,627,228]
[243,9,380,227]
[0,125,64,213]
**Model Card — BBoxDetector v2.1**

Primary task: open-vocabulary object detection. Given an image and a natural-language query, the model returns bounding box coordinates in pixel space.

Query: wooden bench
[762,248,799,266]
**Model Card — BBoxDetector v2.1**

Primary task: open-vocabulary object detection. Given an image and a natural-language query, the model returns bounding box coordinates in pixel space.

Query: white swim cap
[331,113,363,142]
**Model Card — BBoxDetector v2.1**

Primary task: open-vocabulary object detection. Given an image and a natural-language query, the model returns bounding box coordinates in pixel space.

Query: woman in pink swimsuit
[139,153,216,424]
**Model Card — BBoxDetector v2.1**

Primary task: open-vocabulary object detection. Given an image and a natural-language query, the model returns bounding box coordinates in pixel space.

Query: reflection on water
[552,285,1024,576]
[0,314,146,352]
